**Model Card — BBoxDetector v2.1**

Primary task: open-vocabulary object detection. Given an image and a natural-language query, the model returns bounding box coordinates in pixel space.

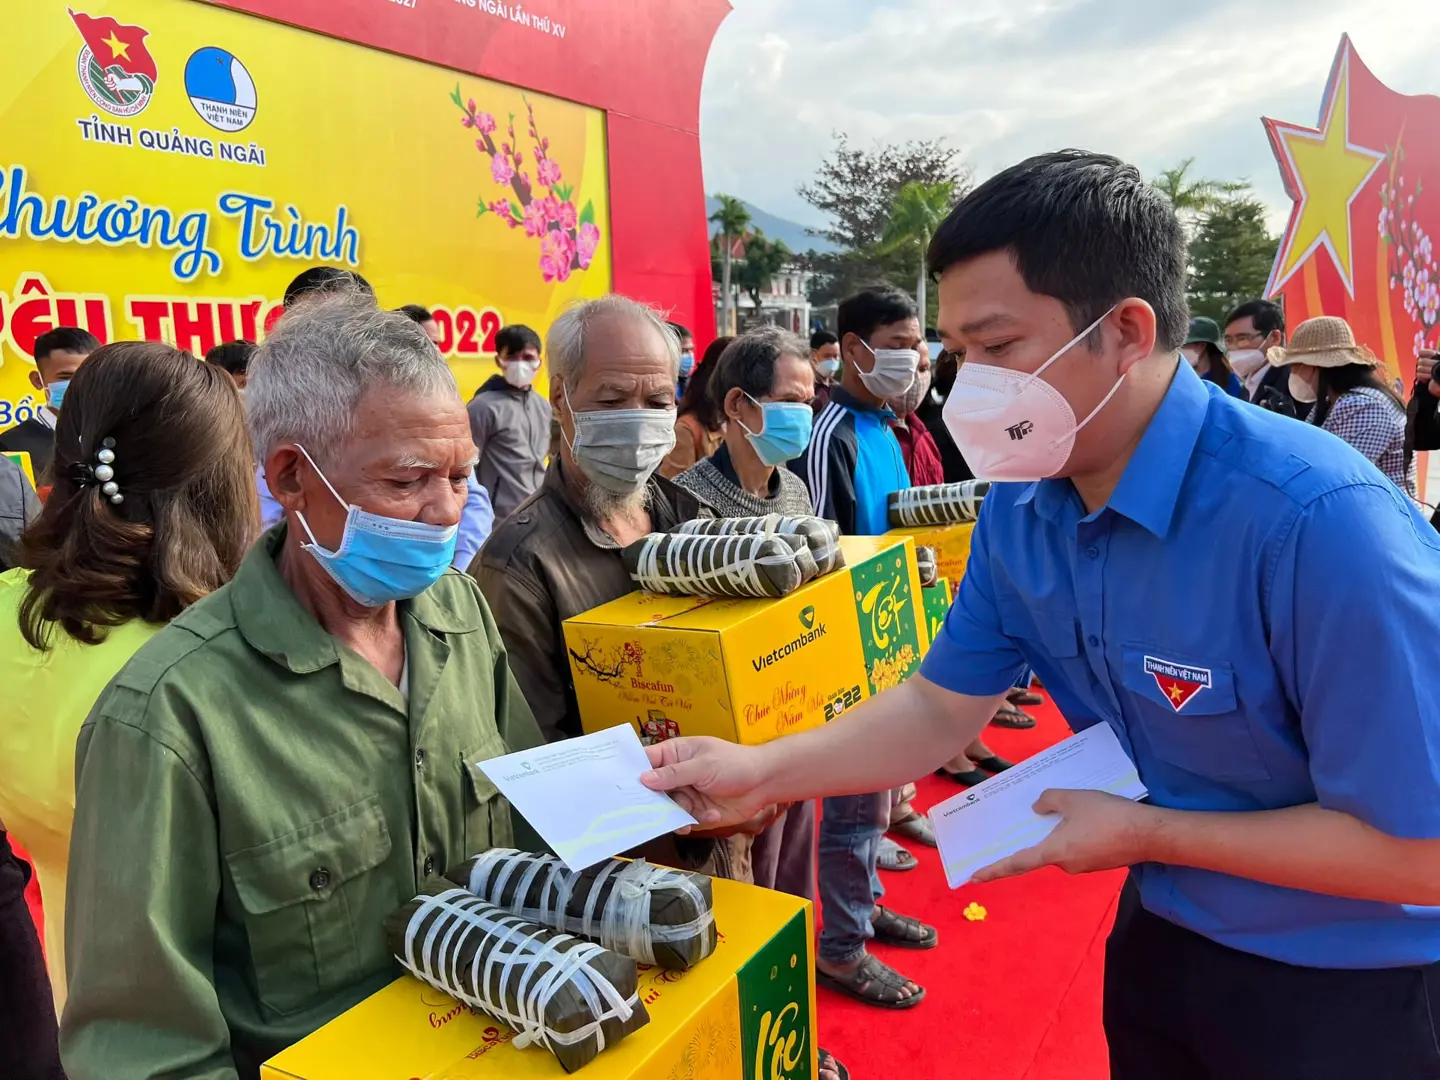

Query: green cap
[1185,316,1225,352]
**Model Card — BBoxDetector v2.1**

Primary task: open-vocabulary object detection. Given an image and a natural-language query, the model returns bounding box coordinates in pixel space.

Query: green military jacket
[60,526,545,1080]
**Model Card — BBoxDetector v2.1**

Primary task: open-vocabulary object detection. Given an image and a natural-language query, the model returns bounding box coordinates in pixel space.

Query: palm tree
[1151,159,1247,236]
[879,180,956,320]
[709,194,751,334]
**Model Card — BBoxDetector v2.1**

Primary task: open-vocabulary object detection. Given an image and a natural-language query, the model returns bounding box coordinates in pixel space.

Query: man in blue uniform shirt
[643,150,1440,1079]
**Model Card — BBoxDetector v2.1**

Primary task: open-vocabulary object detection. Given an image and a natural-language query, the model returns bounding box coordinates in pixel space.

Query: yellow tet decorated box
[262,877,817,1080]
[885,522,976,599]
[921,579,952,656]
[563,536,927,746]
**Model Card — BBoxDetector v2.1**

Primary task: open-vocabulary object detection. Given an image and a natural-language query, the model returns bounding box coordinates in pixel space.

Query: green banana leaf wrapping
[673,513,844,576]
[623,531,805,598]
[887,480,991,527]
[445,850,717,971]
[384,883,649,1073]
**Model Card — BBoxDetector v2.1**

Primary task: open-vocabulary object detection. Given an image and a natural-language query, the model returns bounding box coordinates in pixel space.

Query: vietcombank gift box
[885,522,975,598]
[562,535,927,745]
[261,877,817,1080]
[922,578,952,652]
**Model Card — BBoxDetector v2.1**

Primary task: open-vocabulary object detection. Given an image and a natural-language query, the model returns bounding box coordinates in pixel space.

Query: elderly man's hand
[1420,348,1440,399]
[690,804,788,839]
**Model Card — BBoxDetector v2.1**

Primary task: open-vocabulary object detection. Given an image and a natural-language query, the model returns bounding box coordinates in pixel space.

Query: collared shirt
[60,526,544,1080]
[255,469,494,571]
[473,460,708,743]
[921,360,1440,969]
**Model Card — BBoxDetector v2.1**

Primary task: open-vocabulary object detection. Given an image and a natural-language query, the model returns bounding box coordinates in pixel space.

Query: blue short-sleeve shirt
[921,360,1440,968]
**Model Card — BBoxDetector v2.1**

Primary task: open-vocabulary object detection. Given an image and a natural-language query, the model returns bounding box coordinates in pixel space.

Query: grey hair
[246,290,459,464]
[546,293,681,389]
[712,326,810,403]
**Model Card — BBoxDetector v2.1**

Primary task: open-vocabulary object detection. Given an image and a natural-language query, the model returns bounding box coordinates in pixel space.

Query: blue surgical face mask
[738,394,814,467]
[293,445,459,607]
[679,352,696,377]
[46,380,70,411]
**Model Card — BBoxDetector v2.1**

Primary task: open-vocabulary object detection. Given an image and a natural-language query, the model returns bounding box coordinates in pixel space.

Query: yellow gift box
[562,535,928,746]
[885,522,976,599]
[921,579,952,656]
[262,878,817,1080]
[3,449,35,487]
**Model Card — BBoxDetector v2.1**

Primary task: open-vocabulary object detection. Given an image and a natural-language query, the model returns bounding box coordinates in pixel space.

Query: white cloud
[699,0,1440,238]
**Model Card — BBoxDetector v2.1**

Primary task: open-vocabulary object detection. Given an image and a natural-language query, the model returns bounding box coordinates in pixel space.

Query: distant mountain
[705,197,837,255]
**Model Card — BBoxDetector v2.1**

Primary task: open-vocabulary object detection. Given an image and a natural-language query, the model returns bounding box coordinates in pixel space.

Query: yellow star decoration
[1269,59,1385,296]
[1168,684,1184,703]
[963,902,987,922]
[102,30,131,61]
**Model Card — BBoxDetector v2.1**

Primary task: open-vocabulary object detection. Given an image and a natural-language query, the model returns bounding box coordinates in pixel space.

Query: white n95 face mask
[857,341,920,402]
[941,307,1119,482]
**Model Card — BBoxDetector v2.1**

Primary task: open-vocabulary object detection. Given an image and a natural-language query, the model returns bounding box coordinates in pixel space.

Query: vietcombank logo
[751,608,826,672]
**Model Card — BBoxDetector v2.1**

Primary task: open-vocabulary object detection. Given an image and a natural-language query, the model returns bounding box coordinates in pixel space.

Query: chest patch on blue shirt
[1142,655,1213,712]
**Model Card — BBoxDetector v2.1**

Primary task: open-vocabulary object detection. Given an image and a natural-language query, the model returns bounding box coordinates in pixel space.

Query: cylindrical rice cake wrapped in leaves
[773,531,819,584]
[623,532,805,599]
[385,884,649,1074]
[674,514,844,575]
[915,545,938,588]
[887,480,991,528]
[446,850,717,971]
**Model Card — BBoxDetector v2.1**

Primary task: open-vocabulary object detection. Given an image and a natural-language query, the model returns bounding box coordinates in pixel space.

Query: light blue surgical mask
[293,444,459,607]
[738,394,814,467]
[46,380,70,410]
[679,351,696,377]
[816,358,841,380]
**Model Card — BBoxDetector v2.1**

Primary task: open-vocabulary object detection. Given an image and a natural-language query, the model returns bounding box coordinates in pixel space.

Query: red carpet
[816,697,1120,1080]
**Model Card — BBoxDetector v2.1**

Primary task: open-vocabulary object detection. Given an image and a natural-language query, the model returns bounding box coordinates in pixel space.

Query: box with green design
[261,876,817,1080]
[561,535,928,747]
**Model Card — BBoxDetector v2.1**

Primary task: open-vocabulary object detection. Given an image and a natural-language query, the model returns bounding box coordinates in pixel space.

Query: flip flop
[871,905,939,950]
[877,836,918,872]
[1007,687,1044,707]
[819,1049,850,1080]
[889,811,938,848]
[990,703,1037,729]
[972,754,1015,773]
[816,952,926,1009]
[936,765,991,786]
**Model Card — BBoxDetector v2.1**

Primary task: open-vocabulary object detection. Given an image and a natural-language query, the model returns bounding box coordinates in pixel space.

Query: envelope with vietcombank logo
[563,535,928,747]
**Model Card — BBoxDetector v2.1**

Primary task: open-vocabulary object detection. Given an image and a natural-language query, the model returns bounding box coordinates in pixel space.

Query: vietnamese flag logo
[1143,656,1212,713]
[69,8,158,118]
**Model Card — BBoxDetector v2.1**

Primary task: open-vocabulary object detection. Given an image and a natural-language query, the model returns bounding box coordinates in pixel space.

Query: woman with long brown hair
[0,341,256,1036]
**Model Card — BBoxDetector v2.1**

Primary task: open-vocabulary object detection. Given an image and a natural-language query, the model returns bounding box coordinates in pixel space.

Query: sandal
[1008,686,1043,707]
[990,703,1037,729]
[819,1048,850,1080]
[876,836,917,872]
[871,904,939,950]
[889,811,938,848]
[816,952,927,1009]
[972,754,1015,773]
[936,765,991,787]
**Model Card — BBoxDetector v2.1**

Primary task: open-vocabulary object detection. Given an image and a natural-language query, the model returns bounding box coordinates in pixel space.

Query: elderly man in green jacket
[60,293,545,1080]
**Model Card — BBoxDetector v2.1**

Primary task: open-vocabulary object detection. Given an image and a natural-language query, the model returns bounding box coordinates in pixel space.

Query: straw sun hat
[1266,315,1378,369]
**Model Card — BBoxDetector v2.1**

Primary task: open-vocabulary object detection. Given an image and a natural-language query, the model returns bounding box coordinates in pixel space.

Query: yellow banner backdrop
[0,0,612,423]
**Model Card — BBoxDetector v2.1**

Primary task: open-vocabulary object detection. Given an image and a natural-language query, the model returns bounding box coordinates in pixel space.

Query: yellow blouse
[0,568,161,1013]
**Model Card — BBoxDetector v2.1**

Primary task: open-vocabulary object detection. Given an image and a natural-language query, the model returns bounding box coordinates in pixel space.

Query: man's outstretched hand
[641,737,772,831]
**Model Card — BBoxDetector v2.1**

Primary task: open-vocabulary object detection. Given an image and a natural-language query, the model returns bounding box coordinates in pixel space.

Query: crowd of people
[1,149,1438,1080]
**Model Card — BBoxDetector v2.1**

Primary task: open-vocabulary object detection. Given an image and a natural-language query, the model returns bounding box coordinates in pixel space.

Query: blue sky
[699,0,1440,236]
